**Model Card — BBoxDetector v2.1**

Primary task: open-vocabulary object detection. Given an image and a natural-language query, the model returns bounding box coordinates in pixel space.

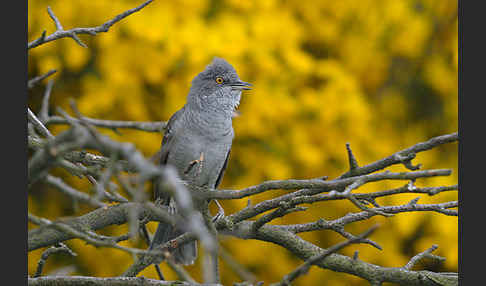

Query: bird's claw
[212,199,225,223]
[168,202,177,215]
[212,211,225,223]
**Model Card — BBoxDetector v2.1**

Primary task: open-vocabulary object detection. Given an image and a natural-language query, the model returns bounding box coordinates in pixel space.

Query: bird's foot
[168,201,177,215]
[212,199,225,223]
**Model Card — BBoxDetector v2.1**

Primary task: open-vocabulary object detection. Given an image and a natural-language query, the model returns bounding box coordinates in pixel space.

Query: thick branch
[28,202,174,251]
[226,221,457,286]
[28,135,135,173]
[27,113,458,285]
[29,198,457,283]
[28,276,220,286]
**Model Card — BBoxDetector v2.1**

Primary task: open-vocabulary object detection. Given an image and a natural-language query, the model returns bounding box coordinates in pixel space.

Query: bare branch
[28,213,52,226]
[224,221,457,286]
[44,175,107,208]
[48,221,160,257]
[28,134,135,174]
[28,125,90,184]
[219,247,258,284]
[46,115,166,133]
[281,200,457,234]
[403,244,446,270]
[345,142,359,171]
[28,276,221,286]
[39,79,54,123]
[27,93,458,285]
[28,69,57,89]
[251,204,307,233]
[223,169,452,223]
[27,108,54,139]
[47,6,63,30]
[34,243,77,277]
[28,202,176,251]
[272,225,378,286]
[28,0,154,49]
[268,183,457,212]
[26,0,459,284]
[210,169,452,201]
[338,132,458,179]
[122,232,198,277]
[166,259,198,284]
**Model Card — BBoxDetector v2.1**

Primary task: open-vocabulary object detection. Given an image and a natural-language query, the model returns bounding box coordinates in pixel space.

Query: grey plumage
[149,57,251,266]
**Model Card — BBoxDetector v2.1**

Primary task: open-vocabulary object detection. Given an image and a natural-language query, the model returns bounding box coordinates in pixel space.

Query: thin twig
[402,244,446,270]
[34,243,77,277]
[28,213,53,226]
[166,259,198,283]
[27,108,54,139]
[251,204,306,233]
[50,221,163,257]
[219,247,258,283]
[272,225,379,286]
[46,115,166,132]
[346,142,359,171]
[44,175,107,208]
[281,200,458,235]
[39,79,54,122]
[28,69,57,89]
[338,132,458,179]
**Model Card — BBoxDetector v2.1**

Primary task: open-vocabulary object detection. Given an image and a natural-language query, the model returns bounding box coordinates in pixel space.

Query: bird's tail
[149,204,197,265]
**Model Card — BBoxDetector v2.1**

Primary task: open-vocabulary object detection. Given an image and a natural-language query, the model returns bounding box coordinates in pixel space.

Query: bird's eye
[215,77,224,84]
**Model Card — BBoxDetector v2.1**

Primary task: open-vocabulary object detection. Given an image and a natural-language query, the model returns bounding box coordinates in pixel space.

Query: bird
[148,57,251,274]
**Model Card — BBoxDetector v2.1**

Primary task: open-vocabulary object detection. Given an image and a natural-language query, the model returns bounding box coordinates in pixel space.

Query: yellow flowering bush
[28,0,457,285]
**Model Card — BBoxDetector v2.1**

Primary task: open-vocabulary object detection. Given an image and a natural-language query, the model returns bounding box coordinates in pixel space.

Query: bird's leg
[211,199,225,223]
[197,152,204,175]
[168,198,177,215]
[184,152,205,175]
[201,208,221,283]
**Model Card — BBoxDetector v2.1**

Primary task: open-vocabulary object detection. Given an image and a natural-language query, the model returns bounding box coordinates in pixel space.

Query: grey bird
[149,57,251,270]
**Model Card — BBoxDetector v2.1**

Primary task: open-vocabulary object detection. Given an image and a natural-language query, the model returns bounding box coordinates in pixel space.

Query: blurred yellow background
[28,0,458,285]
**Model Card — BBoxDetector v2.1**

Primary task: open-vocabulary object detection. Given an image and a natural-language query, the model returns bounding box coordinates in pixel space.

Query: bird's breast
[167,130,232,188]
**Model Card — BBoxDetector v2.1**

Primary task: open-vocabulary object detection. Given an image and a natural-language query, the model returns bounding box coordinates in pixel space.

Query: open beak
[230,80,252,91]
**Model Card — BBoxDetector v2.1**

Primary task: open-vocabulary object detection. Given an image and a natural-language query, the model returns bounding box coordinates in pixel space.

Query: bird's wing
[214,148,231,189]
[154,106,185,203]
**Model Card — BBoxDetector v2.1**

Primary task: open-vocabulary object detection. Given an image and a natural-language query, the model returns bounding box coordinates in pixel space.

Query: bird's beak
[230,81,252,91]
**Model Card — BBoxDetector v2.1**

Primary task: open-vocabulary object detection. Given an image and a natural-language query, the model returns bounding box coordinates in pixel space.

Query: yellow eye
[215,77,224,84]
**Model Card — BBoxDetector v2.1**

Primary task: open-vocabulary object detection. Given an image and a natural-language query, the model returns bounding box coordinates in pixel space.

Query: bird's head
[187,57,251,116]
